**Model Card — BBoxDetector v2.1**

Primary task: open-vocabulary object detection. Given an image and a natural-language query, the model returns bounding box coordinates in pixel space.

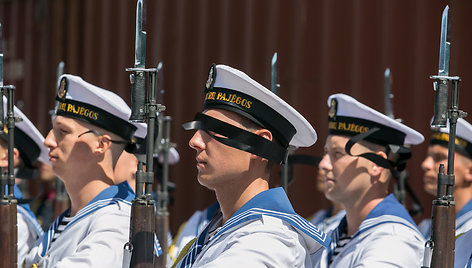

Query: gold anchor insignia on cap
[329,98,337,119]
[57,77,68,100]
[206,64,217,90]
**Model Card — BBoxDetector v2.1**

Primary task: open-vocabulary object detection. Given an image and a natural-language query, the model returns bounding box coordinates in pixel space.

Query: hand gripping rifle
[123,1,165,267]
[52,61,70,219]
[422,6,466,268]
[384,68,423,216]
[0,22,22,268]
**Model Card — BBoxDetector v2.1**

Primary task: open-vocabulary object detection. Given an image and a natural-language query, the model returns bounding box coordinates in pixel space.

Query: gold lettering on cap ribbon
[330,121,369,134]
[207,91,252,109]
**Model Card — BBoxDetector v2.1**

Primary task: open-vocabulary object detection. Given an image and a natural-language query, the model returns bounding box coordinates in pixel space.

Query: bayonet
[423,5,467,268]
[437,6,450,77]
[128,0,147,121]
[271,52,279,95]
[56,61,65,83]
[431,6,455,127]
[384,68,394,119]
[134,0,146,69]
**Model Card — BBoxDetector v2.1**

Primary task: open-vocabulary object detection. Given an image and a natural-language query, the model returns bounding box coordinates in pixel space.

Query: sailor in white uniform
[419,118,472,238]
[0,96,48,267]
[174,64,329,268]
[24,74,159,267]
[315,94,425,267]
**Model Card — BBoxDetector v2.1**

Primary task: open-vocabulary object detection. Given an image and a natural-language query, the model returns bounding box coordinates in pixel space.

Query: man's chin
[423,185,437,196]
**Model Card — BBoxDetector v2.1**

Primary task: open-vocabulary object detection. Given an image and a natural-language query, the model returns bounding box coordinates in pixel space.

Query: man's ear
[95,134,113,154]
[368,151,387,178]
[0,147,8,167]
[12,148,20,167]
[463,159,472,184]
[254,129,272,142]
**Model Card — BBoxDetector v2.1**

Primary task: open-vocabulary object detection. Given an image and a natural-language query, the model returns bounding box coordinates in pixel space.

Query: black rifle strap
[182,113,287,163]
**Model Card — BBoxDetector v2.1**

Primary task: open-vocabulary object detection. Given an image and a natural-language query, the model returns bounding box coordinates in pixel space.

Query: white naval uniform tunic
[419,198,472,239]
[316,194,425,268]
[455,229,472,268]
[12,185,44,267]
[174,187,330,268]
[169,202,219,263]
[309,207,346,234]
[24,182,135,267]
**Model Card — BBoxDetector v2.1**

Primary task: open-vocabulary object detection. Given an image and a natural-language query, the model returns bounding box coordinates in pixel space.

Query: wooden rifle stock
[430,199,455,267]
[0,196,17,267]
[0,86,18,267]
[130,199,156,267]
[155,209,169,268]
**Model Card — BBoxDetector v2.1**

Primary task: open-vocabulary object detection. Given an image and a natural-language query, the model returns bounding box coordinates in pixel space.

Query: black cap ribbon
[182,113,287,163]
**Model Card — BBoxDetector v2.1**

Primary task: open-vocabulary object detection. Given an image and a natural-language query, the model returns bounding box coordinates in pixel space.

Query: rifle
[154,108,175,267]
[384,68,423,216]
[422,6,466,268]
[123,1,165,267]
[154,62,175,268]
[271,53,294,192]
[272,53,288,191]
[0,22,19,268]
[52,61,70,219]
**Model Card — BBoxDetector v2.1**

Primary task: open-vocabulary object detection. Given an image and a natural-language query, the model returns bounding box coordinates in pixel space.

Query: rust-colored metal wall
[1,0,472,233]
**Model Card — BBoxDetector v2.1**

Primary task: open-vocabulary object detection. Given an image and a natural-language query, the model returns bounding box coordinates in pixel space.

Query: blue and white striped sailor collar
[89,180,135,204]
[11,184,44,236]
[225,187,330,249]
[356,194,417,236]
[37,181,135,257]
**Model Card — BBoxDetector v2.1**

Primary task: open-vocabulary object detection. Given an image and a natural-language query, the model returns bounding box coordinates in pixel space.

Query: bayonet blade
[384,68,394,118]
[271,52,278,95]
[56,61,65,82]
[438,5,450,76]
[134,0,146,68]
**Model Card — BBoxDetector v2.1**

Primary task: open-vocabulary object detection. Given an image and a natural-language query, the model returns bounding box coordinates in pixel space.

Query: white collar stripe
[17,205,44,237]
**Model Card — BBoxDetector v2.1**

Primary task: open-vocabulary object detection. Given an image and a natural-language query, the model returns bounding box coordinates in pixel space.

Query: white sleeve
[54,206,130,268]
[353,230,424,267]
[17,212,38,268]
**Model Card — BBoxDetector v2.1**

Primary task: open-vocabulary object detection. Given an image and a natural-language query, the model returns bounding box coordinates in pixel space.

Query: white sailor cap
[327,93,424,146]
[55,74,137,142]
[1,96,49,167]
[202,64,316,147]
[430,118,472,158]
